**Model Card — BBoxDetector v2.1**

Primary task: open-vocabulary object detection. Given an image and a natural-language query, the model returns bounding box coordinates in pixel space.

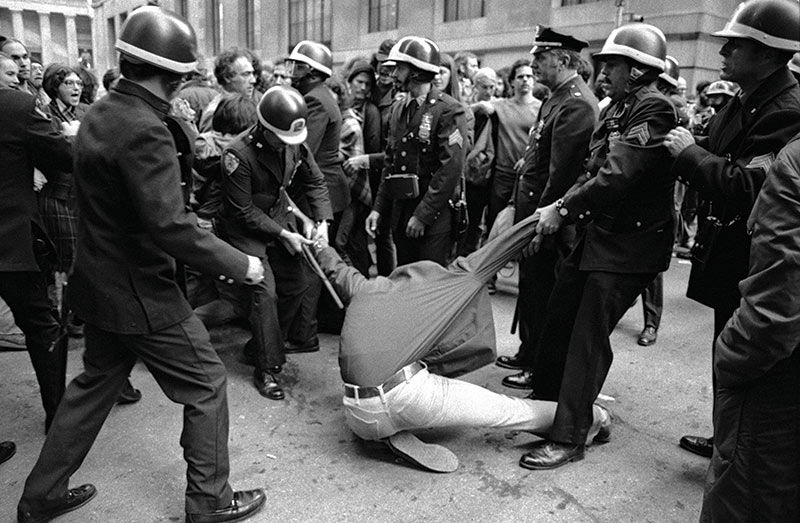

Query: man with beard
[497,27,599,390]
[365,36,467,266]
[519,23,677,470]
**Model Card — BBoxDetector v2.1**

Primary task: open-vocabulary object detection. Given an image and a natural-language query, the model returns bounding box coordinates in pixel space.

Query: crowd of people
[1,0,799,521]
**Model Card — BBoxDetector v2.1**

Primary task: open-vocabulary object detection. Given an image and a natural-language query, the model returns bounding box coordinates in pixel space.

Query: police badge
[419,113,432,143]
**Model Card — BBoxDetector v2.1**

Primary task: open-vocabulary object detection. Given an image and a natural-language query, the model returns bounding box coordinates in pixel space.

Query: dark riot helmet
[115,6,198,74]
[257,85,309,145]
[659,55,680,87]
[287,40,333,77]
[595,23,668,71]
[387,36,441,74]
[713,0,800,52]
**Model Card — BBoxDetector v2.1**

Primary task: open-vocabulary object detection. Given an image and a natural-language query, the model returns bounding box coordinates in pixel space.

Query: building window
[444,0,484,22]
[368,0,398,32]
[288,0,332,50]
[207,0,222,54]
[240,0,255,49]
[561,0,601,5]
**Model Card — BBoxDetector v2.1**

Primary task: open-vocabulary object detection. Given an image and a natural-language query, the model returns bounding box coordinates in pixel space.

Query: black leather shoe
[679,435,713,458]
[637,326,658,346]
[0,441,15,464]
[502,370,534,390]
[17,484,97,523]
[116,380,142,405]
[185,489,266,523]
[284,338,320,353]
[496,354,526,370]
[254,370,284,400]
[519,442,584,470]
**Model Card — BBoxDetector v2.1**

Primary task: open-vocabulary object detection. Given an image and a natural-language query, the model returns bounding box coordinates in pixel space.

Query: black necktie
[404,99,418,125]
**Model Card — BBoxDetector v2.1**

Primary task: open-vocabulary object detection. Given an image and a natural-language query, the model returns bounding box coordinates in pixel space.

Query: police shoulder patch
[745,153,775,173]
[448,129,463,148]
[626,122,650,146]
[223,152,240,175]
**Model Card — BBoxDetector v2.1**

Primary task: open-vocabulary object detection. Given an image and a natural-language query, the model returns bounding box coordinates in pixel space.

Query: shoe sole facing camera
[386,431,459,473]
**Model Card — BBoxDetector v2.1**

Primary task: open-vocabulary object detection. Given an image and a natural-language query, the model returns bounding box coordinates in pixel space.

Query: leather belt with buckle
[343,361,426,399]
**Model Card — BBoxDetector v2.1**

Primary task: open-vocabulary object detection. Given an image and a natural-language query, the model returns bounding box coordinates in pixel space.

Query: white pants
[343,368,604,444]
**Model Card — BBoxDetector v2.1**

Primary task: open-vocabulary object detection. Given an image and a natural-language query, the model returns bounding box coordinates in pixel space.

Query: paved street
[1,256,713,522]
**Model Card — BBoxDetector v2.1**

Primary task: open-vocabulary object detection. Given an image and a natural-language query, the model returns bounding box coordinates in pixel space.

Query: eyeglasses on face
[63,79,84,87]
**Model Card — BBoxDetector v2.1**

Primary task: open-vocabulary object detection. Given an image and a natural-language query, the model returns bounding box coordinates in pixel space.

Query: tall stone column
[66,14,79,66]
[38,12,52,65]
[10,8,24,40]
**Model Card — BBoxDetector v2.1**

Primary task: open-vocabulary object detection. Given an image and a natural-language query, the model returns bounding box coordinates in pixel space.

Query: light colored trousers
[343,368,604,444]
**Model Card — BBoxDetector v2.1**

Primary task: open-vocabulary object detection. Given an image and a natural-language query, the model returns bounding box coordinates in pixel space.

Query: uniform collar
[738,66,796,114]
[114,78,171,117]
[551,72,580,95]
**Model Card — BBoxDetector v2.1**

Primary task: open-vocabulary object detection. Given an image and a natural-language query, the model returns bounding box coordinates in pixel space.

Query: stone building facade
[90,0,738,93]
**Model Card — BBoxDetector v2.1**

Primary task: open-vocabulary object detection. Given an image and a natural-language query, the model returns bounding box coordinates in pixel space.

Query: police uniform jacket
[373,88,467,235]
[217,125,333,257]
[671,67,800,310]
[0,89,72,272]
[560,82,677,273]
[514,74,598,222]
[304,83,351,214]
[69,79,250,334]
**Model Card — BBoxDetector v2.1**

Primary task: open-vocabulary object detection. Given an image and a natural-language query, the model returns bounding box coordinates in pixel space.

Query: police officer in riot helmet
[521,23,677,470]
[366,36,468,266]
[17,6,268,522]
[216,85,332,398]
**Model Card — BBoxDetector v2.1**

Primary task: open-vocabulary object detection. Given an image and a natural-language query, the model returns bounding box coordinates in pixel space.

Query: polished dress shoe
[502,370,534,390]
[637,326,658,346]
[254,370,284,400]
[116,379,142,405]
[519,442,585,470]
[17,484,97,523]
[0,441,15,464]
[185,488,266,523]
[495,354,526,370]
[284,338,320,354]
[679,435,713,458]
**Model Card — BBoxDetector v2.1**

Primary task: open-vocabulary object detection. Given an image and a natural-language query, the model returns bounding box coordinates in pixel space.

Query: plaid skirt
[38,194,78,273]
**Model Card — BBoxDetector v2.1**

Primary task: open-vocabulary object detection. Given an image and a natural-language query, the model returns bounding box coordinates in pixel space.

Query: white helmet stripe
[713,21,800,51]
[288,50,333,76]
[597,42,666,71]
[116,39,197,74]
[389,50,439,73]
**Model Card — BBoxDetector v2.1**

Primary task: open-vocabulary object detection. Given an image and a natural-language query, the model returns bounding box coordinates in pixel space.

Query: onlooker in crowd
[700,131,800,522]
[190,94,259,327]
[77,67,97,105]
[472,59,541,291]
[0,51,73,437]
[198,47,258,132]
[521,23,677,470]
[498,28,598,390]
[175,68,218,126]
[1,38,37,99]
[217,86,332,400]
[366,37,468,266]
[459,66,498,257]
[454,50,479,100]
[0,52,20,89]
[494,66,510,98]
[256,58,274,92]
[327,74,371,276]
[101,67,120,96]
[17,8,268,522]
[30,61,49,106]
[663,0,800,461]
[271,58,293,87]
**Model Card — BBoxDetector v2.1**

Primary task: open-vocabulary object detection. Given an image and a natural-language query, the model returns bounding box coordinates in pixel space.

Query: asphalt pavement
[1,255,713,522]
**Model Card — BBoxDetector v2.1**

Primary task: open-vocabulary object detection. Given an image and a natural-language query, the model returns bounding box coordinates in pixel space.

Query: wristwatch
[555,198,568,217]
